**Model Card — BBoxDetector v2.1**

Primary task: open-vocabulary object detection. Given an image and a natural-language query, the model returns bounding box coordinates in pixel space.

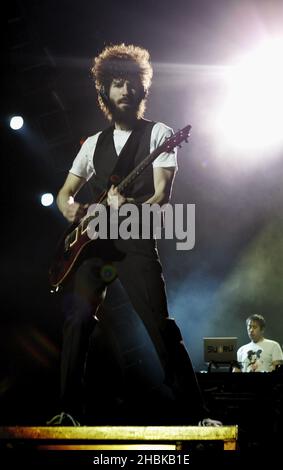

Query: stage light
[216,38,283,153]
[10,115,24,130]
[41,193,54,207]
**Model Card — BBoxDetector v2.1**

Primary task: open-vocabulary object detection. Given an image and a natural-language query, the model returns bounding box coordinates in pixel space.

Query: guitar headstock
[162,125,192,153]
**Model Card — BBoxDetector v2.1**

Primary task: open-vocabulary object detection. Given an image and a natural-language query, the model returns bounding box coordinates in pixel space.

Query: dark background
[2,0,283,425]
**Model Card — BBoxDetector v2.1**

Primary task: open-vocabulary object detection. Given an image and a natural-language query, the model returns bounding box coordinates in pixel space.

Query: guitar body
[49,223,95,289]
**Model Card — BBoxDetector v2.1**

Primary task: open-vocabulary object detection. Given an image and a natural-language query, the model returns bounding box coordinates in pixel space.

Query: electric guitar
[49,125,191,290]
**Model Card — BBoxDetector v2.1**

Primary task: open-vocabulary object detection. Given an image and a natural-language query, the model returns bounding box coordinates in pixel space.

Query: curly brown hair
[91,43,153,120]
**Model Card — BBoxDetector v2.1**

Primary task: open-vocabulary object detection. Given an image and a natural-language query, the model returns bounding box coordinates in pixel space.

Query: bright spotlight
[10,116,24,130]
[217,38,283,153]
[41,193,54,207]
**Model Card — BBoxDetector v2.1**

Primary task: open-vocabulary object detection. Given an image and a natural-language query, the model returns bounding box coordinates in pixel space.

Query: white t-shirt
[237,338,283,372]
[70,122,177,180]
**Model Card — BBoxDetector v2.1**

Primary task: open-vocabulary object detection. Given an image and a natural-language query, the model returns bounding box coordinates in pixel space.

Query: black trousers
[60,238,205,422]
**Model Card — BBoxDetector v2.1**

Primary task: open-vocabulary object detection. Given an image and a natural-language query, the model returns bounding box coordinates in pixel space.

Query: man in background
[233,314,283,372]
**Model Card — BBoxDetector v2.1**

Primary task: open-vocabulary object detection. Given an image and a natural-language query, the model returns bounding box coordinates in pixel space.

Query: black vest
[91,119,156,203]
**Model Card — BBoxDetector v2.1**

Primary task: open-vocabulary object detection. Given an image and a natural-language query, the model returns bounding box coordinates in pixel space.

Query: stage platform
[0,425,238,451]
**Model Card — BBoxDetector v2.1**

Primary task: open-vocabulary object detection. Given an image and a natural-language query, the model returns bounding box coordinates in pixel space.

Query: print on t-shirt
[246,349,262,372]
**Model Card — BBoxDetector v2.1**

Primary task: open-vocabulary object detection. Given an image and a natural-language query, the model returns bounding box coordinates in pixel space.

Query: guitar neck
[116,146,164,195]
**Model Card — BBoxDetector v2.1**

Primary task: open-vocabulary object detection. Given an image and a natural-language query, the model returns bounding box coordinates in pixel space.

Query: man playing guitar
[48,43,218,427]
